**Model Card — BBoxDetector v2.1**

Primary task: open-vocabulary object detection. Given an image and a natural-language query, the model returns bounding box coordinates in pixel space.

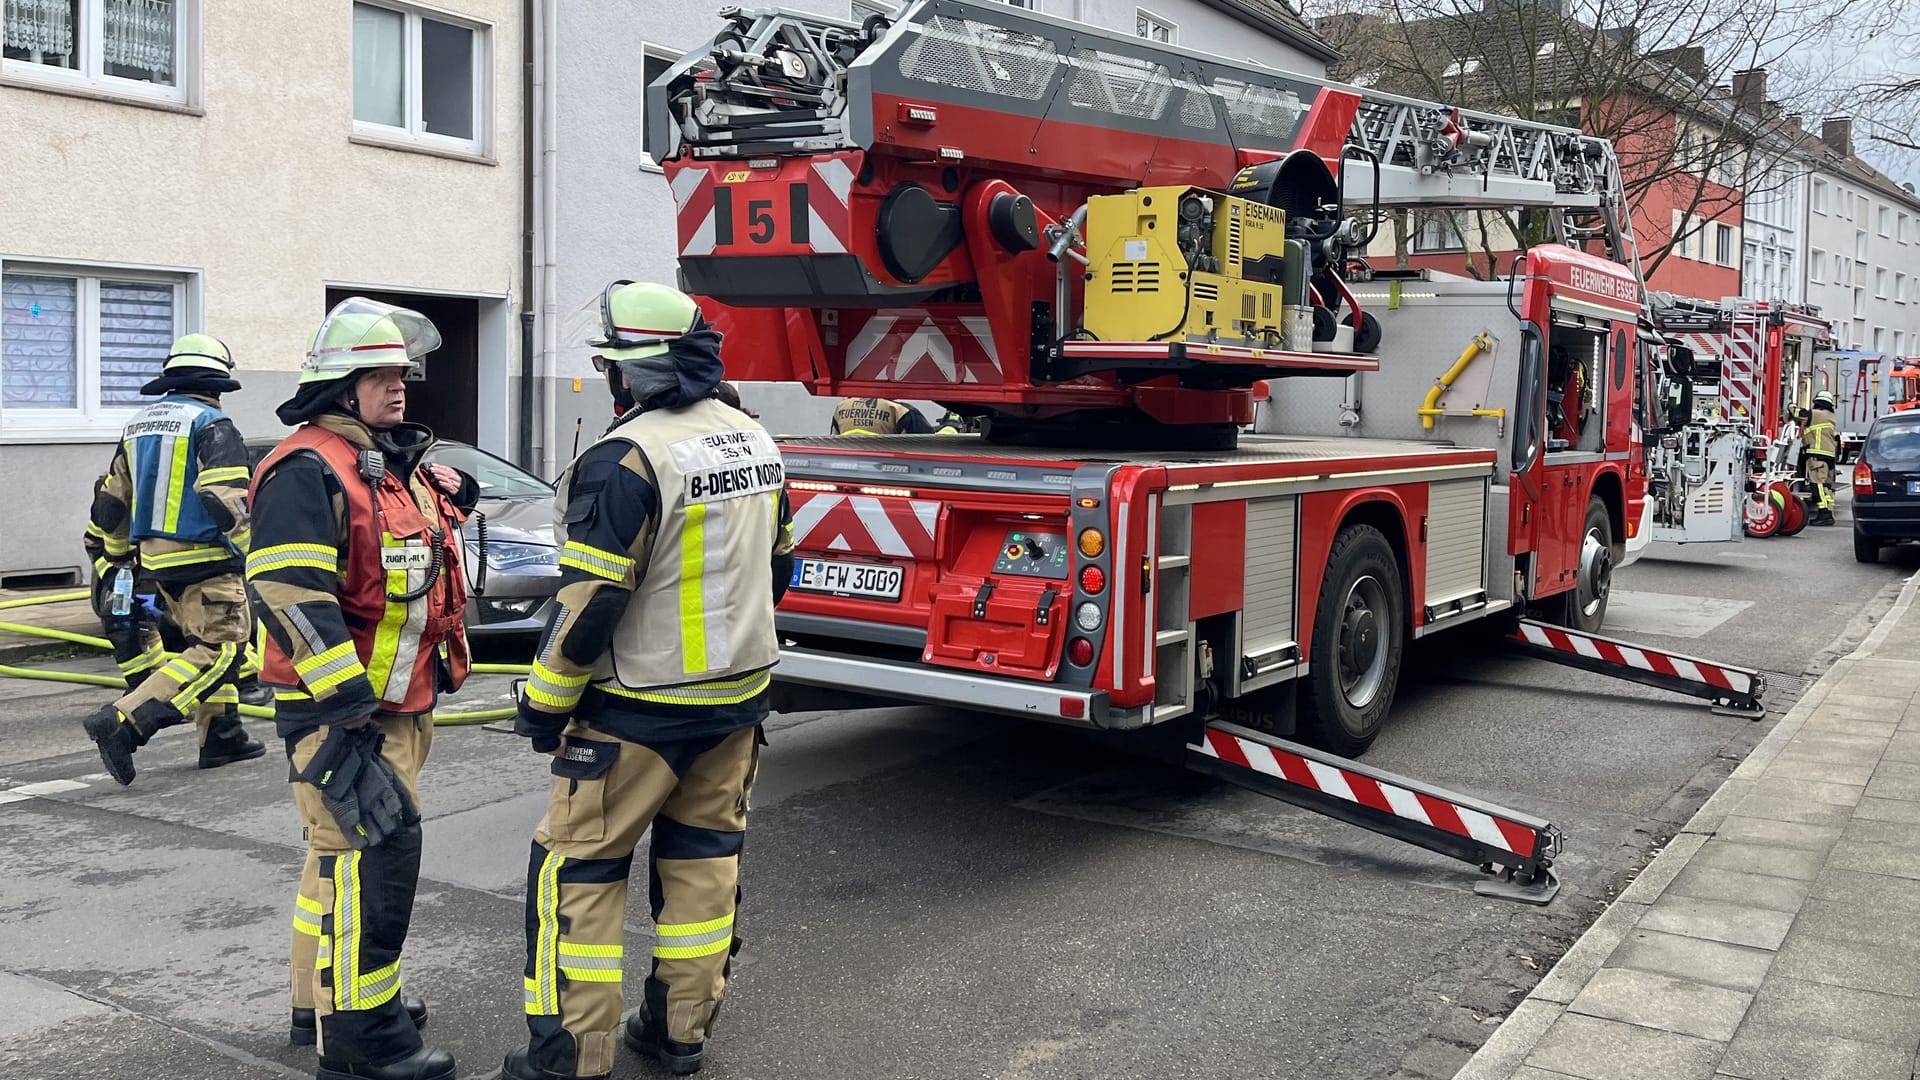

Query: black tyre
[1299,524,1405,757]
[1344,310,1383,353]
[1854,529,1880,564]
[1554,497,1613,633]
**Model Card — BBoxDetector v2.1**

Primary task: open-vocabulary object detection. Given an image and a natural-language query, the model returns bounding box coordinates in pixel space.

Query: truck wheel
[1555,497,1613,633]
[1854,529,1880,564]
[1299,524,1405,757]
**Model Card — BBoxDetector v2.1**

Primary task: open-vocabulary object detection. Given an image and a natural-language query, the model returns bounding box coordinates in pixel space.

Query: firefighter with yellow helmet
[248,298,477,1080]
[500,281,793,1079]
[1803,393,1839,527]
[81,333,266,785]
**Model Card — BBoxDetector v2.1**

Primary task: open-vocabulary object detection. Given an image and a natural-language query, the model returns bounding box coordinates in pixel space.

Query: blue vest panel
[125,396,224,543]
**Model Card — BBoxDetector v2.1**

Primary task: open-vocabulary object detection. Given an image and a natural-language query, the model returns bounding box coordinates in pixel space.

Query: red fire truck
[645,0,1764,901]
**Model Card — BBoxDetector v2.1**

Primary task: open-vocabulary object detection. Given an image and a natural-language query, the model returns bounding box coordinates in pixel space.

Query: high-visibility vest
[253,425,469,714]
[125,396,224,543]
[557,398,781,705]
[1804,410,1838,458]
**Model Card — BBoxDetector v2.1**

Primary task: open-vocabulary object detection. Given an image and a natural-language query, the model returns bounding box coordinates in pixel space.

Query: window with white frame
[1810,249,1825,282]
[1898,272,1908,304]
[1412,210,1468,252]
[1874,326,1886,352]
[1901,213,1911,244]
[1715,223,1733,266]
[1812,178,1828,214]
[1856,230,1869,260]
[1136,8,1174,43]
[1879,205,1892,237]
[1441,57,1482,78]
[352,1,489,153]
[1,0,191,103]
[1877,267,1890,298]
[0,264,189,435]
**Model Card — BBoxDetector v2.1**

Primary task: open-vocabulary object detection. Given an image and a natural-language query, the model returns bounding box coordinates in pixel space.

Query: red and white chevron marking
[790,492,940,559]
[843,310,1002,384]
[1511,621,1757,696]
[1192,727,1540,859]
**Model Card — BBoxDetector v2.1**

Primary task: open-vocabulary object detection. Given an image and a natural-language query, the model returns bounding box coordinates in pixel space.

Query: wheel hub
[1578,529,1611,618]
[1336,575,1390,708]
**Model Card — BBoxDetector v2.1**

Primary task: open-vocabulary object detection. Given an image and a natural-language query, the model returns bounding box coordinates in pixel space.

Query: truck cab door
[1508,323,1559,596]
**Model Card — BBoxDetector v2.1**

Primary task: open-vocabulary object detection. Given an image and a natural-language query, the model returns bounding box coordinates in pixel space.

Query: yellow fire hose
[0,590,527,727]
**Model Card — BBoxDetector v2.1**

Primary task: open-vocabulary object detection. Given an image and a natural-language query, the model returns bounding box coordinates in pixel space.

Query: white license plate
[791,559,903,601]
[1907,480,1920,495]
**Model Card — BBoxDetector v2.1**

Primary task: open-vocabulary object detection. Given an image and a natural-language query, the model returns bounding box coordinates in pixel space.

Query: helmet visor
[308,297,444,367]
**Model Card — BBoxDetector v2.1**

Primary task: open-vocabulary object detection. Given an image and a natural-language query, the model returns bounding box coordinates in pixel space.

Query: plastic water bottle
[110,568,133,617]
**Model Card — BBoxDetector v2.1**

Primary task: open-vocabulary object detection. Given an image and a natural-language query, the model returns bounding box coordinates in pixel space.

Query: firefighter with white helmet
[501,281,793,1079]
[248,298,477,1080]
[1803,392,1839,526]
[81,333,266,785]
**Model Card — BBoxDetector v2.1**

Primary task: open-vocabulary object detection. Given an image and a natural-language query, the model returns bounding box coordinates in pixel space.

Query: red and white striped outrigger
[1505,618,1767,718]
[1179,619,1767,907]
[1189,722,1566,903]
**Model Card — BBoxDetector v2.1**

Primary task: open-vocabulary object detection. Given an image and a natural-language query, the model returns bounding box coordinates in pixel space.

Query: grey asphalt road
[0,497,1913,1080]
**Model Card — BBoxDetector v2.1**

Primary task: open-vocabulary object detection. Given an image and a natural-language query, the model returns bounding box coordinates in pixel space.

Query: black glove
[296,725,416,849]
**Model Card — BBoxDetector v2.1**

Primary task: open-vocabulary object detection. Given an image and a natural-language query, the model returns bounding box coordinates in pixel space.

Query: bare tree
[1305,0,1866,281]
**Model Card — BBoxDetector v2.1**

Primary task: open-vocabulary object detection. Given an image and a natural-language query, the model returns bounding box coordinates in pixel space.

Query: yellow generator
[1082,185,1306,348]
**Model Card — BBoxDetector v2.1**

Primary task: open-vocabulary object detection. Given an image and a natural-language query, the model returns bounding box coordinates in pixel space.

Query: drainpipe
[518,0,536,470]
[539,0,561,480]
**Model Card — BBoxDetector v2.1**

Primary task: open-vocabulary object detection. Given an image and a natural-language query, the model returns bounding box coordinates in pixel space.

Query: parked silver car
[245,438,560,639]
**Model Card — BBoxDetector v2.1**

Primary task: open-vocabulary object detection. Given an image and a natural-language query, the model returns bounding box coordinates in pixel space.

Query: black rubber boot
[236,674,274,708]
[82,706,138,786]
[498,1044,609,1080]
[292,998,428,1046]
[316,1044,454,1080]
[1812,510,1836,526]
[197,708,266,769]
[622,1004,704,1076]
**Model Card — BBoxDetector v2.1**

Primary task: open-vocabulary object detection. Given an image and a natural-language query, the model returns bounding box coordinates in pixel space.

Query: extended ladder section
[1190,722,1564,904]
[1506,618,1767,717]
[650,0,1617,212]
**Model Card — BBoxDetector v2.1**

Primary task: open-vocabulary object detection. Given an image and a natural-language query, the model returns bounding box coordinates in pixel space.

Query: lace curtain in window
[1,275,79,410]
[3,0,76,55]
[103,0,174,82]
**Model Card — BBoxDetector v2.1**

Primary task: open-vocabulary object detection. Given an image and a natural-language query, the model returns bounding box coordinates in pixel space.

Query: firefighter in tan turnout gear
[1803,394,1839,527]
[829,395,937,435]
[501,281,794,1080]
[248,299,478,1080]
[81,333,266,784]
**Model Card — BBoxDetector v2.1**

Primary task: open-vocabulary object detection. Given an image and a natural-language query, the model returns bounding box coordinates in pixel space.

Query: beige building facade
[0,0,522,584]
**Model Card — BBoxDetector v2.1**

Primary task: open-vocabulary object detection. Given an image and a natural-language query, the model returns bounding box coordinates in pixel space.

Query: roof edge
[1196,0,1343,64]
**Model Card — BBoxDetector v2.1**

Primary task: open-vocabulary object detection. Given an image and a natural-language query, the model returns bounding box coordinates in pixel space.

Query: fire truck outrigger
[645,0,1766,903]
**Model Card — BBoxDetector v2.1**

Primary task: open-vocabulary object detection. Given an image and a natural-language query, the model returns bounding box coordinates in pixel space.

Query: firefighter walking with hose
[80,333,265,785]
[248,298,478,1080]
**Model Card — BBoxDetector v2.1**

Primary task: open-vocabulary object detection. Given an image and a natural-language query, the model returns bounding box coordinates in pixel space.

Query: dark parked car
[1851,412,1920,563]
[245,437,560,637]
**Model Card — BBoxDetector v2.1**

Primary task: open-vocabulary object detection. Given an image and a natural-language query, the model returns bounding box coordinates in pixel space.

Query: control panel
[992,531,1069,579]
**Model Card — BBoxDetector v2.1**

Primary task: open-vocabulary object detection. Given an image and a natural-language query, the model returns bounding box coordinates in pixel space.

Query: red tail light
[1068,638,1094,666]
[1855,462,1874,494]
[1079,565,1106,594]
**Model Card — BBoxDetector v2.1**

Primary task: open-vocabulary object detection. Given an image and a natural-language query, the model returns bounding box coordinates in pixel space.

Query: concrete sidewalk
[0,589,101,665]
[1457,571,1920,1080]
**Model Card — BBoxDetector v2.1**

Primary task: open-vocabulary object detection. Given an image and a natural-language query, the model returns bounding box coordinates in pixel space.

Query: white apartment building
[1728,70,1808,307]
[0,0,523,585]
[527,0,1336,475]
[1804,119,1920,357]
